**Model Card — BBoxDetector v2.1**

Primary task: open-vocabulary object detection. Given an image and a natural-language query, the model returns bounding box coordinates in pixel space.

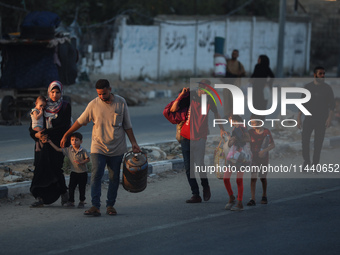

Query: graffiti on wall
[198,25,215,53]
[164,31,187,54]
[126,38,157,53]
[124,28,157,53]
[82,17,310,78]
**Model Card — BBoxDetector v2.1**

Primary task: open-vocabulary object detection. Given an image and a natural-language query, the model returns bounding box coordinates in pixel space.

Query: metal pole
[193,19,198,76]
[294,0,298,13]
[277,0,286,78]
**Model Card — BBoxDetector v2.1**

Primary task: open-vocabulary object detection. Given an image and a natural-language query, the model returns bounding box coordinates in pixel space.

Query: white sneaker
[231,206,244,211]
[225,201,235,210]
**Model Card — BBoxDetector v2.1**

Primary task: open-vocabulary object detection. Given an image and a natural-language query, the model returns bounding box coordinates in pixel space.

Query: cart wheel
[63,95,72,105]
[1,95,15,120]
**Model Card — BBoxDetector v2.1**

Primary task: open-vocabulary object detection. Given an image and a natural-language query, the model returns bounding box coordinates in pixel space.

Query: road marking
[0,139,20,144]
[45,185,340,255]
[272,186,340,204]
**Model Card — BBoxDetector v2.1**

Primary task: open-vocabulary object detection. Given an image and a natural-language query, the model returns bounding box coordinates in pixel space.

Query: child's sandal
[247,199,256,206]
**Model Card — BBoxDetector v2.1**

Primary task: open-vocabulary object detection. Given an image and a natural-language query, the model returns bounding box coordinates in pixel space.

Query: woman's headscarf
[44,81,63,129]
[259,55,270,67]
[251,55,274,79]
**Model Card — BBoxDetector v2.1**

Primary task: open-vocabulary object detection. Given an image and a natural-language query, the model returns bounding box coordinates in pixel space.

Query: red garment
[249,128,274,165]
[223,168,244,201]
[163,92,190,124]
[180,97,214,140]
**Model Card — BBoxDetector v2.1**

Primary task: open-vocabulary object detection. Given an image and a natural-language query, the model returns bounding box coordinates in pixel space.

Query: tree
[0,0,279,34]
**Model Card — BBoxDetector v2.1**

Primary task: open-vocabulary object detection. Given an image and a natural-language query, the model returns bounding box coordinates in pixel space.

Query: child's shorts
[250,164,268,178]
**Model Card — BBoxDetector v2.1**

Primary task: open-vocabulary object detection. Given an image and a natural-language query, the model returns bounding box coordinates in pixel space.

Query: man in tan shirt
[224,49,246,117]
[60,79,140,216]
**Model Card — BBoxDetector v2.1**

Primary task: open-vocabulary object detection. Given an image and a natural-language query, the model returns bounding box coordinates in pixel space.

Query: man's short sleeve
[122,99,133,130]
[77,100,94,126]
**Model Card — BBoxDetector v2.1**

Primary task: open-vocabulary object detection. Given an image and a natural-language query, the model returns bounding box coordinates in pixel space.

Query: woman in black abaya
[29,81,71,207]
[250,55,275,110]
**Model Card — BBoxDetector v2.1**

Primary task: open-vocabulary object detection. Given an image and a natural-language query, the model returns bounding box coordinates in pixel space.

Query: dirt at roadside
[0,162,35,185]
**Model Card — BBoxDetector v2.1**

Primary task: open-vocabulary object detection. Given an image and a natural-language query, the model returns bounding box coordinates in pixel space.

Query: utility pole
[277,0,286,77]
[294,0,298,14]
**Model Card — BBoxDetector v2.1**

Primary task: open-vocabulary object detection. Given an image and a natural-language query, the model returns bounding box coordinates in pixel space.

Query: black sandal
[30,200,44,208]
[261,197,268,204]
[247,199,256,206]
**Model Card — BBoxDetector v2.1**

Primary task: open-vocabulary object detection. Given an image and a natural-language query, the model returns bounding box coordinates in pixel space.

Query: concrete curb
[0,158,184,199]
[1,136,340,200]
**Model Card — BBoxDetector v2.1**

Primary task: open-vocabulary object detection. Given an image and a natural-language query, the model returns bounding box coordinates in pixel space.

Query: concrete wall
[82,15,311,80]
[121,25,159,80]
[225,18,253,73]
[159,22,196,78]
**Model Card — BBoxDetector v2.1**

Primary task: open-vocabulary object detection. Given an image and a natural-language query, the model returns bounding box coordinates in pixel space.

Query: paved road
[1,147,340,255]
[0,92,306,162]
[0,98,176,162]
